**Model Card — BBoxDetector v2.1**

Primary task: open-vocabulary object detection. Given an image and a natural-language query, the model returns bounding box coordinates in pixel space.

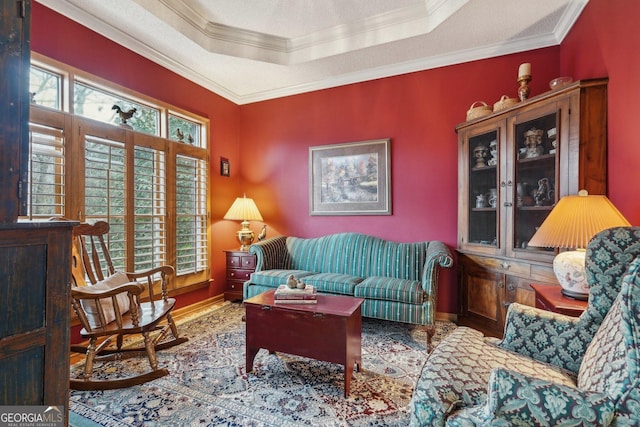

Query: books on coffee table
[274,284,317,304]
[273,299,318,304]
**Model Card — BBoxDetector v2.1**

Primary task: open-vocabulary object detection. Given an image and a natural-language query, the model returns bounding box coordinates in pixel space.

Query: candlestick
[518,62,531,78]
[518,75,531,102]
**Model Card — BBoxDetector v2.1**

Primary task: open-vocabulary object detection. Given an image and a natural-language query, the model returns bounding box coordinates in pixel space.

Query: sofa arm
[421,241,454,295]
[484,368,614,426]
[249,236,288,271]
[498,303,584,373]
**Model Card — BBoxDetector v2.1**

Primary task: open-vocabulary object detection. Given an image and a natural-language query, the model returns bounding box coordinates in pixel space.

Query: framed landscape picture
[309,139,391,215]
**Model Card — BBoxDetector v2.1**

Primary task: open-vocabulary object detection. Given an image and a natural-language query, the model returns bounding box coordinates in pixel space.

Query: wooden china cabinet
[456,78,608,337]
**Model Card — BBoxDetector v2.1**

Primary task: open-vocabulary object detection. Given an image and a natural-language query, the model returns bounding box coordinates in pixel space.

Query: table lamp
[528,190,630,300]
[223,195,263,251]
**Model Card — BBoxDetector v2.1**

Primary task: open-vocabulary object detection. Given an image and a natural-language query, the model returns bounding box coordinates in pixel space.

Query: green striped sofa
[243,233,453,339]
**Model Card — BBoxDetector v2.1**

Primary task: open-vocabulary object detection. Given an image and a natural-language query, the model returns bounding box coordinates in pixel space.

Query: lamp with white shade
[527,190,630,300]
[223,195,263,251]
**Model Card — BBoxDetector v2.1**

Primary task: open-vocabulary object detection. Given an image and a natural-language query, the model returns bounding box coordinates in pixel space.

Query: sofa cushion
[283,234,429,280]
[355,276,423,304]
[302,273,363,295]
[249,269,316,288]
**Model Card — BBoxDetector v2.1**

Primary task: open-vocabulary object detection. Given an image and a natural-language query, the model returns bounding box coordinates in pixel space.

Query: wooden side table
[224,250,256,301]
[531,284,588,317]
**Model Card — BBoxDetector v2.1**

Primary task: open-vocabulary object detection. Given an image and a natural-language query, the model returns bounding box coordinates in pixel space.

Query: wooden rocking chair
[69,221,188,390]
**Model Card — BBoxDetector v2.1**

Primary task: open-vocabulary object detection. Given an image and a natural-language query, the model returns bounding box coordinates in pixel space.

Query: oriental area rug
[69,302,456,427]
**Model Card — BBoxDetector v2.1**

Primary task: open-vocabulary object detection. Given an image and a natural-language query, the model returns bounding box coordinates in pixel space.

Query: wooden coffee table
[244,289,364,397]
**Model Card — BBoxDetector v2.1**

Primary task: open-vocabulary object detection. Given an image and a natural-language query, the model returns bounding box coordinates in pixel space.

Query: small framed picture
[220,157,230,177]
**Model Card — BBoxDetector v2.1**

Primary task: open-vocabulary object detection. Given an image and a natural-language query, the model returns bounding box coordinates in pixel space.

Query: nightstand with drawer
[224,250,256,301]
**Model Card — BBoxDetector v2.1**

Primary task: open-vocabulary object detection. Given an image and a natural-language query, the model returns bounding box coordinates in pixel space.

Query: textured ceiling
[36,0,588,105]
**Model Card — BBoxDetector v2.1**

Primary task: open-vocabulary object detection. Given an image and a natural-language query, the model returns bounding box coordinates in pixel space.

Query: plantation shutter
[175,155,208,276]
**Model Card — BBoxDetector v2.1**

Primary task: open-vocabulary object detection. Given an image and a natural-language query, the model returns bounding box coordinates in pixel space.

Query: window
[169,113,204,148]
[74,81,160,136]
[27,122,65,217]
[29,65,62,110]
[26,54,210,292]
[176,155,208,275]
[133,146,167,272]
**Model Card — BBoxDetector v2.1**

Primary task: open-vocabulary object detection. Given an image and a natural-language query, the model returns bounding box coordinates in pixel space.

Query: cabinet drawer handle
[507,284,515,291]
[230,272,235,277]
[497,282,504,289]
[261,305,271,311]
[503,202,513,207]
[313,312,324,318]
[501,262,510,269]
[500,181,506,187]
[507,180,513,186]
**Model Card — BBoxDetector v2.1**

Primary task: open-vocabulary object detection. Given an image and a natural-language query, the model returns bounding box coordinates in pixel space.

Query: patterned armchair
[410,227,640,426]
[499,226,640,373]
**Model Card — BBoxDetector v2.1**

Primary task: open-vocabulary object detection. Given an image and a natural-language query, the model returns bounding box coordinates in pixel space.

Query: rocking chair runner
[69,221,188,390]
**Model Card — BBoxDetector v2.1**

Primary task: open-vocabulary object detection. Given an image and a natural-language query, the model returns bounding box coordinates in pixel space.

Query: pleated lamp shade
[528,190,630,300]
[528,190,630,249]
[223,195,263,222]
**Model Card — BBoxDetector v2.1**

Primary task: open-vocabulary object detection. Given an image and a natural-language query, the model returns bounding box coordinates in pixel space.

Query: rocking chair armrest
[124,265,174,281]
[71,282,145,299]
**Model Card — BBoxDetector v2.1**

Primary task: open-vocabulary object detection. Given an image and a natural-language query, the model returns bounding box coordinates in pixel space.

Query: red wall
[31,0,640,315]
[559,0,640,224]
[239,0,640,313]
[239,50,560,312]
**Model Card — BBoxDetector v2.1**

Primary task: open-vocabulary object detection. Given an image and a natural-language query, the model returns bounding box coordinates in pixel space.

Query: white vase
[553,250,589,299]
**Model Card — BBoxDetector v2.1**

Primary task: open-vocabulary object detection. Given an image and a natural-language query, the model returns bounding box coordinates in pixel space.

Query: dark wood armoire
[0,1,74,423]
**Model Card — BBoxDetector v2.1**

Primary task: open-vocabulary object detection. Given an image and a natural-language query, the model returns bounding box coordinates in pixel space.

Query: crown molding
[235,33,562,105]
[136,0,470,65]
[35,0,241,101]
[34,0,585,105]
[553,0,588,42]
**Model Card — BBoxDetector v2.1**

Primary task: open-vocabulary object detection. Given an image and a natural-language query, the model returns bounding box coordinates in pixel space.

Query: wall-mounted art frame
[220,157,230,177]
[309,138,391,215]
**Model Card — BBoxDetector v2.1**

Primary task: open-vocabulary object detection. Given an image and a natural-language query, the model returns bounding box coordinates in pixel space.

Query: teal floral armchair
[410,227,640,426]
[499,226,640,373]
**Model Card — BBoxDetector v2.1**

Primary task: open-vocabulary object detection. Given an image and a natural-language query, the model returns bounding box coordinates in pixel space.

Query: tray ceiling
[36,0,589,104]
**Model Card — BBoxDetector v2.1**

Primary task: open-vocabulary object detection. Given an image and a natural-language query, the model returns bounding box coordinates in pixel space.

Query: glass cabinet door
[466,129,500,250]
[510,112,557,259]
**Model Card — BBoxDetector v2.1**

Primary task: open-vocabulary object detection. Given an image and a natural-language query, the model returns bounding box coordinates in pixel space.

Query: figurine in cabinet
[487,140,498,166]
[473,144,489,167]
[522,128,545,158]
[534,177,554,206]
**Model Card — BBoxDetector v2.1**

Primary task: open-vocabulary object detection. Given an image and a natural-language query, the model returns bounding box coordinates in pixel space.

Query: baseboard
[435,312,458,323]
